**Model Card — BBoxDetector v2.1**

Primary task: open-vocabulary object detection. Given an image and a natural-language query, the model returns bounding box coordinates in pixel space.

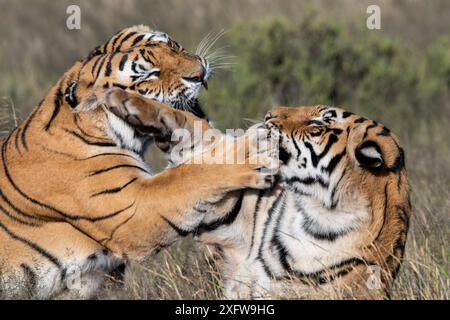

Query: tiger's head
[74,25,211,119]
[264,106,412,286]
[265,106,408,210]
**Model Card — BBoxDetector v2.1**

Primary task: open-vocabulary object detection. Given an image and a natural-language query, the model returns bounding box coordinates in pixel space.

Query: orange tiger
[0,26,277,299]
[191,106,411,299]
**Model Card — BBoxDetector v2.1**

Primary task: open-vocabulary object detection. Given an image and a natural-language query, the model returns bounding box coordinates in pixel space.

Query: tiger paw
[102,87,188,140]
[234,127,280,189]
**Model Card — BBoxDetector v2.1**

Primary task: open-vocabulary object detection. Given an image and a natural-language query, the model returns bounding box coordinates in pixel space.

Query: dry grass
[97,241,224,300]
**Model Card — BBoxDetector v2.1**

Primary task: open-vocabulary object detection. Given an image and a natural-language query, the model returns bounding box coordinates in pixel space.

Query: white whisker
[201,29,226,57]
[196,31,214,56]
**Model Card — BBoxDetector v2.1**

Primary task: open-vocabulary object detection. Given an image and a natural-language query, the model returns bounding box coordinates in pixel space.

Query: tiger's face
[81,31,211,119]
[265,106,406,208]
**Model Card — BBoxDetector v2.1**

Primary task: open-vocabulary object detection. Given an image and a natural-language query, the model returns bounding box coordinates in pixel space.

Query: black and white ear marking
[355,140,383,168]
[65,82,79,109]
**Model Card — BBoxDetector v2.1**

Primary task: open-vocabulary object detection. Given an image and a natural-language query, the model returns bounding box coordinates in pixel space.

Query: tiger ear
[349,124,405,171]
[355,140,383,168]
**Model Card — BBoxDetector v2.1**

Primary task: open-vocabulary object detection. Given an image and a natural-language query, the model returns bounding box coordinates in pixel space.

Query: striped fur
[196,106,411,299]
[0,26,276,299]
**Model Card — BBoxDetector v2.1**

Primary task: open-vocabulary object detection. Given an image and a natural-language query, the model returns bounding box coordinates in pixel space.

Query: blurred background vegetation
[0,0,448,299]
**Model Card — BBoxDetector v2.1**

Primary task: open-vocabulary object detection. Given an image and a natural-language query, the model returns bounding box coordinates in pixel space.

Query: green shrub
[202,16,450,130]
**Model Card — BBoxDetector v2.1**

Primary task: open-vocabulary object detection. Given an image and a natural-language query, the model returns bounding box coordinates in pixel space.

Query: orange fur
[0,26,275,299]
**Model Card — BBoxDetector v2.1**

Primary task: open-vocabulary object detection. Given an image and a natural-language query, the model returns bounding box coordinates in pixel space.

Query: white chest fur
[272,191,371,274]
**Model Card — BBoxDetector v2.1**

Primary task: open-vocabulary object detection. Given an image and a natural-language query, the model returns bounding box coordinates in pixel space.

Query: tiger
[0,26,278,299]
[185,105,411,299]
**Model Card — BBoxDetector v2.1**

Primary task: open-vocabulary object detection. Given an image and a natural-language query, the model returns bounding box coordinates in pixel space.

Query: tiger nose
[265,109,283,122]
[188,67,204,80]
[265,111,275,122]
[184,66,208,89]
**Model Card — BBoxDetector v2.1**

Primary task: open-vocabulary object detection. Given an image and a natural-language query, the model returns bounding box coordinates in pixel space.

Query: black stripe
[131,34,145,47]
[2,134,134,222]
[257,191,286,277]
[363,122,378,139]
[117,32,137,50]
[322,148,346,174]
[0,202,40,227]
[195,192,245,234]
[88,203,135,222]
[44,84,64,131]
[112,83,127,90]
[64,82,79,109]
[0,219,61,267]
[103,209,137,247]
[14,127,22,156]
[247,190,265,259]
[110,30,126,51]
[304,133,338,167]
[95,56,107,80]
[21,101,42,151]
[308,120,324,126]
[146,50,157,63]
[161,216,191,237]
[0,185,51,221]
[88,164,150,176]
[286,257,367,285]
[389,147,405,172]
[64,129,116,147]
[91,55,103,76]
[140,48,154,65]
[118,53,128,71]
[271,196,290,270]
[77,152,139,162]
[323,110,337,118]
[131,57,139,74]
[377,126,391,136]
[101,33,117,54]
[105,52,117,77]
[301,212,351,242]
[373,184,389,243]
[287,176,329,188]
[21,263,37,297]
[86,45,102,61]
[327,128,343,135]
[290,130,301,160]
[91,177,138,197]
[329,167,347,208]
[342,111,354,118]
[37,144,78,160]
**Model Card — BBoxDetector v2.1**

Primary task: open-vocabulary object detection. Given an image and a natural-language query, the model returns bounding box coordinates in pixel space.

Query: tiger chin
[0,26,278,299]
[195,106,411,300]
